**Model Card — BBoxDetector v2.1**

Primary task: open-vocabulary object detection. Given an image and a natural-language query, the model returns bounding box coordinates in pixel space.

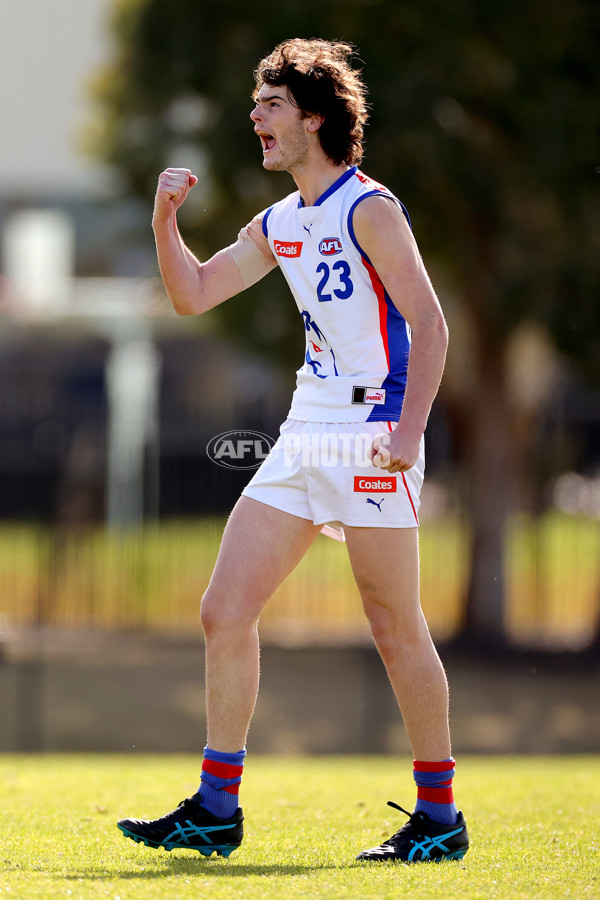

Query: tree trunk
[460,356,516,647]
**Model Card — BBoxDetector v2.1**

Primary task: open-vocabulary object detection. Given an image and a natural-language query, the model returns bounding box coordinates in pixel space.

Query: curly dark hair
[253,38,369,166]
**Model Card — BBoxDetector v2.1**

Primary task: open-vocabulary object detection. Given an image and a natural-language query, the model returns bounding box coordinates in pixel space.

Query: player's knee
[365,603,424,656]
[200,585,260,635]
[368,615,397,661]
[200,588,229,634]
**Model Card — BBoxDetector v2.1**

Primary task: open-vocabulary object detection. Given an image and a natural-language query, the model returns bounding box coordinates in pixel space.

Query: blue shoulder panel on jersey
[262,205,274,238]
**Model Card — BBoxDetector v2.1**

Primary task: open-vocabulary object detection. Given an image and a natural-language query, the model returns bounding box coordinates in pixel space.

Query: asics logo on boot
[408,826,465,861]
[165,821,237,846]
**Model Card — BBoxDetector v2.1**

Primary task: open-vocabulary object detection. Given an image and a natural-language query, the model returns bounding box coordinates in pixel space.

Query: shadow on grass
[57,857,337,880]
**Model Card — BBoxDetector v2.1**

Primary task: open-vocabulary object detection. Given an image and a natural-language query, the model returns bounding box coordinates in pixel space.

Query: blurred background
[0,0,599,755]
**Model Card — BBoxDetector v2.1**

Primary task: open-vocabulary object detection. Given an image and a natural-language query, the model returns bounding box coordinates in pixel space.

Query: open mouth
[256,130,276,152]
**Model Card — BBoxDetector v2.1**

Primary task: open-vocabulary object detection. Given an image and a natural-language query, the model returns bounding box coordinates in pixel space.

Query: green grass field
[1,755,598,899]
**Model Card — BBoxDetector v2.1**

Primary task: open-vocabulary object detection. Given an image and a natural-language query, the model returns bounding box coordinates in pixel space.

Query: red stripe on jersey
[402,473,419,525]
[354,170,388,192]
[361,256,390,370]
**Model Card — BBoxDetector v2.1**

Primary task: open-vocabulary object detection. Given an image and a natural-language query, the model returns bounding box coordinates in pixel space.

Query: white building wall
[0,0,114,197]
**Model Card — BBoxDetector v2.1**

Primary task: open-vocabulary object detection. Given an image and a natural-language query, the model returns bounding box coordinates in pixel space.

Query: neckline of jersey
[297,166,358,209]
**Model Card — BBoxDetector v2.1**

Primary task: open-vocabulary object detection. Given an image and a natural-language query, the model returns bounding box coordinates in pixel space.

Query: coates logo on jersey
[274,240,303,258]
[319,237,343,256]
[354,476,397,493]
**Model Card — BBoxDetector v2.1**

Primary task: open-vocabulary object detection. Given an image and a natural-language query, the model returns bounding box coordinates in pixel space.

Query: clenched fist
[369,427,421,473]
[153,168,198,225]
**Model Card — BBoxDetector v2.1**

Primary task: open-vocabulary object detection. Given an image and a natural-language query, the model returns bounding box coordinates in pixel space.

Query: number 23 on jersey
[316,261,354,302]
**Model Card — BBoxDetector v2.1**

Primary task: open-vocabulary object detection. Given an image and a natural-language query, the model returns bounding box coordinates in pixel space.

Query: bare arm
[152,168,276,316]
[352,195,449,473]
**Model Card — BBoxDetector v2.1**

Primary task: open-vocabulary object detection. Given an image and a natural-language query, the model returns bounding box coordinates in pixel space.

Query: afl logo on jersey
[319,237,343,256]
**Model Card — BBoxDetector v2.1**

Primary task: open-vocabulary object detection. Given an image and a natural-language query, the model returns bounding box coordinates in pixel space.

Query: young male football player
[117,38,469,864]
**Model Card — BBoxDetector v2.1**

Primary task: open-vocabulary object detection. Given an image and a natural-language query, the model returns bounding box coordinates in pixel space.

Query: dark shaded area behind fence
[0,327,599,650]
[1,630,598,755]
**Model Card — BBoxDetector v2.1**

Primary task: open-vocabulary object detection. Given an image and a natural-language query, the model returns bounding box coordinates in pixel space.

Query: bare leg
[345,526,451,760]
[200,496,321,752]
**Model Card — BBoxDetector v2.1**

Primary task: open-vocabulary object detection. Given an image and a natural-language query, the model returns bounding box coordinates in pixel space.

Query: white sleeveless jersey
[262,165,412,423]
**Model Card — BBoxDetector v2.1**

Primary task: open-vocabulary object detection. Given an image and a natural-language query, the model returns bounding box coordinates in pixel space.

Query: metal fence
[1,319,599,651]
[1,502,598,649]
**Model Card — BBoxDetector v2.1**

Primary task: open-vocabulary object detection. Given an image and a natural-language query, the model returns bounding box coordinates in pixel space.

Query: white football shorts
[242,419,424,534]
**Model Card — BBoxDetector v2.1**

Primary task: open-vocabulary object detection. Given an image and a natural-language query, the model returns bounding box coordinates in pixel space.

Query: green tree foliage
[91,0,600,641]
[92,0,600,373]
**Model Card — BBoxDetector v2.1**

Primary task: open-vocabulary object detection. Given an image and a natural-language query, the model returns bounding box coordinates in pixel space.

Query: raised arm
[352,195,449,473]
[152,168,277,316]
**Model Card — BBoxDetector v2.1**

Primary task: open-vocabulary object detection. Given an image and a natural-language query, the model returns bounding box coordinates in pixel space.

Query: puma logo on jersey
[352,386,387,405]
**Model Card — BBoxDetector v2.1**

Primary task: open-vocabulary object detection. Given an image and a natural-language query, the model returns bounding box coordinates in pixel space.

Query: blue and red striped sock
[194,746,246,819]
[413,758,458,825]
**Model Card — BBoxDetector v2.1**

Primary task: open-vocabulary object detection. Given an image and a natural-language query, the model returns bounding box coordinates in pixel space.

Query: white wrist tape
[227,224,275,289]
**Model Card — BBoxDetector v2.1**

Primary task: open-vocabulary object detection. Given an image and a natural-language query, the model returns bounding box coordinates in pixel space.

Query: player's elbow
[169,292,197,316]
[416,306,448,350]
[411,311,449,370]
[168,267,210,316]
[436,311,449,350]
[434,316,449,362]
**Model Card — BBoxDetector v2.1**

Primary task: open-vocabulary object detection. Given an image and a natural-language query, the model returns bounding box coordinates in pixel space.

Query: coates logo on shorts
[274,240,303,257]
[206,430,275,470]
[319,237,343,256]
[354,476,397,492]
